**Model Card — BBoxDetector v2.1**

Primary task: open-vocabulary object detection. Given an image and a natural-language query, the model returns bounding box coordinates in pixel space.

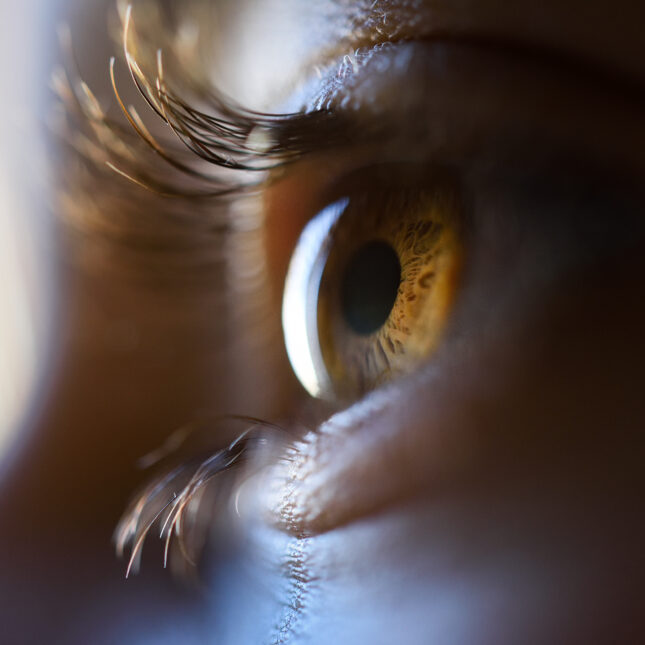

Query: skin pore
[1,1,644,643]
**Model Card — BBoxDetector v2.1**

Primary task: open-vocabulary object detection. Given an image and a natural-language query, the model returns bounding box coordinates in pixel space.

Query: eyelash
[114,414,292,578]
[55,6,340,576]
[54,6,351,205]
[57,8,481,575]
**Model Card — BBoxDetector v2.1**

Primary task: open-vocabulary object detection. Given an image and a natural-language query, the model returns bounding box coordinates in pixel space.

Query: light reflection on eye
[282,168,462,401]
[282,197,348,400]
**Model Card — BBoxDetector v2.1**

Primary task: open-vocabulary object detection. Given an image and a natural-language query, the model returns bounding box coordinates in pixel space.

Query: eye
[61,4,645,582]
[282,165,462,401]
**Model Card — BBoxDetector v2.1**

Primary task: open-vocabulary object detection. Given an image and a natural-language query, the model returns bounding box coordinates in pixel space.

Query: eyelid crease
[310,34,645,116]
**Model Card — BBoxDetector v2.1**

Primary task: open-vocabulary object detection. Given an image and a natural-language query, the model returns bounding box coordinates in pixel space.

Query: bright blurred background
[0,0,56,467]
[0,3,215,642]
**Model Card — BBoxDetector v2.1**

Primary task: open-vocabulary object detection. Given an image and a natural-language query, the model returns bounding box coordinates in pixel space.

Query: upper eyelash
[53,5,351,202]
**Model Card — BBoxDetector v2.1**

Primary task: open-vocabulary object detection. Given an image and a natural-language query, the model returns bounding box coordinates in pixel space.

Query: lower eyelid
[261,354,475,536]
[261,227,645,537]
[260,135,645,536]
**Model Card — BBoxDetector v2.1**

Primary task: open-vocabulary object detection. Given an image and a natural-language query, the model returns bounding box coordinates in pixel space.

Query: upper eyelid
[58,2,645,208]
[58,6,645,271]
[58,21,645,258]
[274,36,645,184]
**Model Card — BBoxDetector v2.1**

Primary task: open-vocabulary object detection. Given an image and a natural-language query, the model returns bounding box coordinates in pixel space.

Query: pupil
[341,240,401,336]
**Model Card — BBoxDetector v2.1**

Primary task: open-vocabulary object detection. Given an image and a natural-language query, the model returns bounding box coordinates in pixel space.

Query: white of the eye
[282,198,348,399]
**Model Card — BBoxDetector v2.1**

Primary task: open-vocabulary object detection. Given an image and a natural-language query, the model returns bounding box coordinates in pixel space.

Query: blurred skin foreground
[1,0,645,644]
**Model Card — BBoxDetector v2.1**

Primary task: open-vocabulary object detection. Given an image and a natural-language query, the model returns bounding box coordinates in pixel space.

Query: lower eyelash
[114,415,292,578]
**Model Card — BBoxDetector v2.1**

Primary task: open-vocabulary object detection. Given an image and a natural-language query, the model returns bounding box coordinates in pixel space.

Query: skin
[1,0,644,643]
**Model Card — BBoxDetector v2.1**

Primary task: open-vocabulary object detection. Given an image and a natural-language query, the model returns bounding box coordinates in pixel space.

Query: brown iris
[283,167,463,401]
